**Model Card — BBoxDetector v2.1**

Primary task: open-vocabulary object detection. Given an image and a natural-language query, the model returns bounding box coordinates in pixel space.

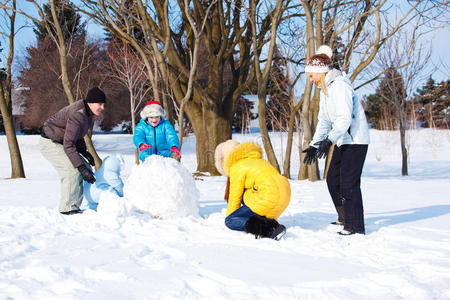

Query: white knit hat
[304,45,333,73]
[140,101,166,119]
[214,140,240,176]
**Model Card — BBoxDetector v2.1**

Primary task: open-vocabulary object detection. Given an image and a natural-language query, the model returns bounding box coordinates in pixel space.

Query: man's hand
[78,165,95,184]
[81,151,95,166]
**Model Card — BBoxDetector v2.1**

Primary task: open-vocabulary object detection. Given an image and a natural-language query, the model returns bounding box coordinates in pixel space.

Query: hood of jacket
[95,155,124,187]
[325,68,351,88]
[224,142,262,176]
[101,155,124,174]
[214,140,240,176]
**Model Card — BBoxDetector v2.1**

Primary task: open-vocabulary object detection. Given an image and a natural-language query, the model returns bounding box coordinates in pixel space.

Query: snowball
[96,191,130,228]
[97,191,129,218]
[123,155,199,219]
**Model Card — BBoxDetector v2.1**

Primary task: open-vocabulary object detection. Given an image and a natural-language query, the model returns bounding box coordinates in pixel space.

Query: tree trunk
[162,92,175,126]
[298,82,320,181]
[130,97,139,165]
[135,148,140,165]
[283,99,303,178]
[282,110,297,178]
[50,0,74,105]
[84,129,102,170]
[258,93,280,171]
[298,1,321,181]
[48,0,102,169]
[0,84,25,178]
[188,105,231,175]
[59,49,75,104]
[323,143,335,179]
[0,0,25,179]
[399,111,408,176]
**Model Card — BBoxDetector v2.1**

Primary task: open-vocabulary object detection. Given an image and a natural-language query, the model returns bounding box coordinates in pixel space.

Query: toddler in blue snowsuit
[133,101,181,162]
[83,155,124,210]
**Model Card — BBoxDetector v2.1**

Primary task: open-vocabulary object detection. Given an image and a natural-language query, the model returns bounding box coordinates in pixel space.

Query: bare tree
[284,0,447,181]
[264,40,306,178]
[249,0,288,171]
[17,36,106,132]
[78,0,281,175]
[233,96,255,134]
[13,0,103,168]
[375,30,432,175]
[105,41,151,164]
[0,0,25,178]
[264,58,299,176]
[177,0,217,149]
[269,47,305,178]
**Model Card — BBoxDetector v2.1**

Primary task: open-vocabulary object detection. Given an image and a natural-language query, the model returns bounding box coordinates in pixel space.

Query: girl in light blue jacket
[133,101,181,162]
[303,45,369,235]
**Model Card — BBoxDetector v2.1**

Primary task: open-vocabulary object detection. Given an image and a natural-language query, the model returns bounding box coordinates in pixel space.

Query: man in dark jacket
[39,87,106,215]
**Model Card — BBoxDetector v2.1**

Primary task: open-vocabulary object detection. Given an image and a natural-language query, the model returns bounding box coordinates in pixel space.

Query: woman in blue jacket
[303,45,370,235]
[133,101,181,162]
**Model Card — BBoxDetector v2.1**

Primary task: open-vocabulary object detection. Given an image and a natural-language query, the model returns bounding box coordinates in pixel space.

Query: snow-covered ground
[1,129,449,299]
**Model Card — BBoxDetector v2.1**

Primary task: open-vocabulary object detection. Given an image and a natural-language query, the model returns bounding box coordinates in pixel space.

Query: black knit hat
[85,87,106,103]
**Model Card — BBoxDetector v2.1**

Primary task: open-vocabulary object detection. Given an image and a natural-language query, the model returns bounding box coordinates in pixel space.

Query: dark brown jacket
[42,100,94,168]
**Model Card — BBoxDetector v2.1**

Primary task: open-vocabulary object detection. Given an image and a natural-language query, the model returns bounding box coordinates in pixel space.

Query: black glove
[81,151,95,166]
[302,146,317,165]
[314,138,333,159]
[78,165,96,184]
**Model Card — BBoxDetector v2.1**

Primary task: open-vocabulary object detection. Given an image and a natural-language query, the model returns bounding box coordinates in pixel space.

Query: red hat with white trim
[140,100,166,119]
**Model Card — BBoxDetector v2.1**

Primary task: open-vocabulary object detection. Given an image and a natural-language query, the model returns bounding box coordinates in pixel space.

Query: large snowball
[123,155,199,219]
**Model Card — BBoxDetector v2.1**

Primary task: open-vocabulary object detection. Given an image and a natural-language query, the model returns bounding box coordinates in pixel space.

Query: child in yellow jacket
[214,140,291,240]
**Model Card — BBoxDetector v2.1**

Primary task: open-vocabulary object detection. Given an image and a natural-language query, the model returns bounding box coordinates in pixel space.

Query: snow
[1,129,450,299]
[123,155,199,219]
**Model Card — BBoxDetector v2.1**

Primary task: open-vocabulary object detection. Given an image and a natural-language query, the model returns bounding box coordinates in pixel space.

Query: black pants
[326,144,368,234]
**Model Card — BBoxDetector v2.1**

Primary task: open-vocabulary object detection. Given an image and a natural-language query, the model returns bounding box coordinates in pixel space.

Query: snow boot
[337,229,355,236]
[331,206,345,225]
[338,224,365,236]
[268,224,287,241]
[245,215,279,239]
[60,209,82,215]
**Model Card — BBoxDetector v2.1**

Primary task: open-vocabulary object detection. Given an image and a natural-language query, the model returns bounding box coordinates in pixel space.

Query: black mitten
[314,138,332,159]
[78,165,96,183]
[302,146,317,165]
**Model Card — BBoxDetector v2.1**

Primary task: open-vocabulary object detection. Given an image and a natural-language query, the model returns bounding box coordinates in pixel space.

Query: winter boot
[338,224,365,236]
[60,209,83,215]
[337,229,355,235]
[245,215,279,239]
[268,224,287,241]
[331,206,345,225]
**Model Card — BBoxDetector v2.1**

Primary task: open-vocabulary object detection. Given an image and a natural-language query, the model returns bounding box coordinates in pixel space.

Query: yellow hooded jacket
[224,142,291,219]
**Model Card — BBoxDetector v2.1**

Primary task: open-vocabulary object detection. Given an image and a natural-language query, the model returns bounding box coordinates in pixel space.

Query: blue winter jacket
[84,155,124,210]
[133,118,180,162]
[311,69,370,147]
